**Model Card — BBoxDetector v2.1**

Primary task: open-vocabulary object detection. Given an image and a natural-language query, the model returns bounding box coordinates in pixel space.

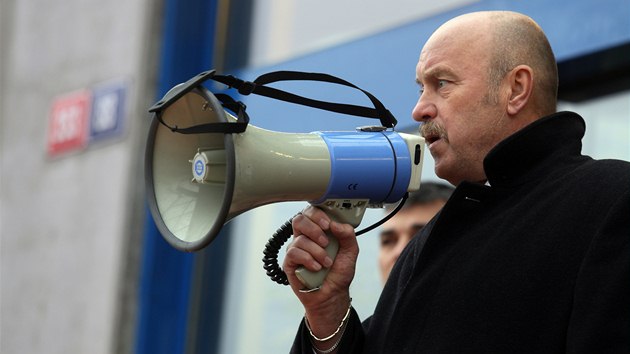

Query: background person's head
[378,182,454,283]
[413,11,558,186]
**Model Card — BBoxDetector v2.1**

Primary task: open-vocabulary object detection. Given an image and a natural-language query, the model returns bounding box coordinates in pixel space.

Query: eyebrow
[380,229,395,238]
[379,223,427,238]
[417,65,457,84]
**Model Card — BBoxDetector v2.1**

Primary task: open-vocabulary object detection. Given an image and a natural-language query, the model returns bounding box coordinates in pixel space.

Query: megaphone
[145,70,425,290]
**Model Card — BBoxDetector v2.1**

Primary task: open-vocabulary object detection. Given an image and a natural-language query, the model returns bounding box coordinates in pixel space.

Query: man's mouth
[420,122,447,147]
[424,134,440,145]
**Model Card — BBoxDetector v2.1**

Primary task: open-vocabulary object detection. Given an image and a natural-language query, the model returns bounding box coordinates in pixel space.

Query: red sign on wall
[47,90,91,156]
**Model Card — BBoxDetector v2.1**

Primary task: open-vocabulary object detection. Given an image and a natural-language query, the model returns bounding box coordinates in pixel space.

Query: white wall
[560,91,630,161]
[0,0,159,353]
[248,0,479,68]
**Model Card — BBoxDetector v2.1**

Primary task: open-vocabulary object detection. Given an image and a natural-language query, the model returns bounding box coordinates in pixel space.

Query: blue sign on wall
[89,79,129,142]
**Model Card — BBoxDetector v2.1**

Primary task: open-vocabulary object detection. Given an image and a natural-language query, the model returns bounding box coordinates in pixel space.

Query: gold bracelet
[304,298,352,342]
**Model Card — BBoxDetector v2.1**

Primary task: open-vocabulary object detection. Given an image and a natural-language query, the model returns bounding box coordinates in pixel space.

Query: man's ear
[506,65,534,115]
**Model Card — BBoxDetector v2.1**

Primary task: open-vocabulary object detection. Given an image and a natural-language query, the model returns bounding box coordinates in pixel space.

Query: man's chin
[434,166,449,181]
[434,162,460,186]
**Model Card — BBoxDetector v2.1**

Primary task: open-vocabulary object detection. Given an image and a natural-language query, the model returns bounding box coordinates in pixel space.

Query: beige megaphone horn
[145,70,425,290]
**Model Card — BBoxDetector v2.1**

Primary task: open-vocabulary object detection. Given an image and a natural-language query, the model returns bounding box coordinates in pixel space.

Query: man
[284,11,630,353]
[378,182,453,284]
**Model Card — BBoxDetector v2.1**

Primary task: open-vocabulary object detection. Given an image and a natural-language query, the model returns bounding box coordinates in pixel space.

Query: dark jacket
[292,112,630,353]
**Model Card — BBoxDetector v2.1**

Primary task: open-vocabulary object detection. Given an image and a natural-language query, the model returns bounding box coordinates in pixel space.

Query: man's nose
[393,238,409,259]
[412,95,437,123]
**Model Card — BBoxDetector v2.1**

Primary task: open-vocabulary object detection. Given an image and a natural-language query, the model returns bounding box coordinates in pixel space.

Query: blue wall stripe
[135,0,220,353]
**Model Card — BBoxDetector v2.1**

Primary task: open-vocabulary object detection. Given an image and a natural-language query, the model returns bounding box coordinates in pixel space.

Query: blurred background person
[378,181,454,284]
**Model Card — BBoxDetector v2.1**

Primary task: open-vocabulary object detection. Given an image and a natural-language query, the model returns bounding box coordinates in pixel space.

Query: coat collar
[483,111,586,188]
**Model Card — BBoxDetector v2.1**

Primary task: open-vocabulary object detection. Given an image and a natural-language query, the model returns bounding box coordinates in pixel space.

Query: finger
[329,221,356,243]
[289,234,333,269]
[284,234,332,270]
[292,213,329,248]
[284,241,324,273]
[301,206,332,230]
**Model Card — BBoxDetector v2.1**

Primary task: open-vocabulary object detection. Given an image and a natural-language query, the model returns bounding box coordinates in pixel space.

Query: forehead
[417,22,492,78]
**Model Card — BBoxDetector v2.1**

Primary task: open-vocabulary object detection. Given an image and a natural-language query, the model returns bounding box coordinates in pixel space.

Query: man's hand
[283,205,358,341]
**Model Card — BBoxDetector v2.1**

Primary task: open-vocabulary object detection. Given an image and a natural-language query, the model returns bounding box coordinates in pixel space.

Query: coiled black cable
[262,215,298,285]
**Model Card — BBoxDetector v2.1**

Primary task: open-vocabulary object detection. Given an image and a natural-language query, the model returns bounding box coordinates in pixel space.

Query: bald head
[432,11,558,116]
[487,12,558,115]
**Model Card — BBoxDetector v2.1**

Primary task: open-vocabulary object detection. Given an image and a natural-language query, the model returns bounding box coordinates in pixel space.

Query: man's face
[413,22,508,185]
[378,201,445,283]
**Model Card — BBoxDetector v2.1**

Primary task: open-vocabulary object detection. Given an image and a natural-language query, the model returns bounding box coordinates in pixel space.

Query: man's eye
[418,85,425,95]
[380,235,395,247]
[438,80,448,88]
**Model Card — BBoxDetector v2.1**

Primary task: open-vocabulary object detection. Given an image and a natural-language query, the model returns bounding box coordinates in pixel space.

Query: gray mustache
[420,122,448,142]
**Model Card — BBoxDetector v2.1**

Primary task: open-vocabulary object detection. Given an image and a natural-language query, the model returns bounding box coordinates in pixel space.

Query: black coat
[292,112,630,353]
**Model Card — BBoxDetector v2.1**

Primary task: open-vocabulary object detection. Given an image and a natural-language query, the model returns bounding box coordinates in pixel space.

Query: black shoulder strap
[213,70,397,128]
[149,69,397,135]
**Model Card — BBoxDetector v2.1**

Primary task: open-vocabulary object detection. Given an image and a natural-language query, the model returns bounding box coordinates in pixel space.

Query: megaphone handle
[293,200,367,291]
[294,232,339,290]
